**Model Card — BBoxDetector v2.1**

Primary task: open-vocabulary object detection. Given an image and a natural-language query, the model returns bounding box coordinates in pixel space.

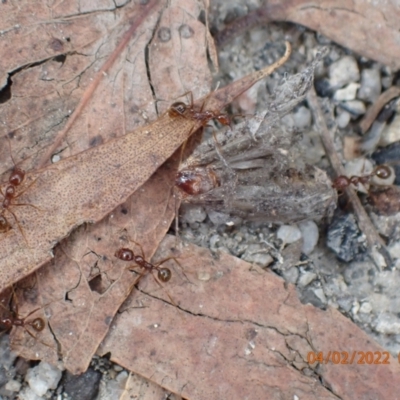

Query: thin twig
[307,85,392,269]
[359,86,400,134]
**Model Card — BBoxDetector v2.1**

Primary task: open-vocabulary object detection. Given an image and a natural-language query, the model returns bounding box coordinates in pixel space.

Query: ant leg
[178,90,193,108]
[209,127,231,170]
[149,272,178,307]
[117,233,146,259]
[12,177,39,200]
[127,238,146,259]
[5,208,29,246]
[6,136,19,169]
[8,202,43,212]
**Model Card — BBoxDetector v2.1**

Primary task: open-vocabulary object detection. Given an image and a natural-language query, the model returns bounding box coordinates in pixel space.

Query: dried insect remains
[175,49,337,224]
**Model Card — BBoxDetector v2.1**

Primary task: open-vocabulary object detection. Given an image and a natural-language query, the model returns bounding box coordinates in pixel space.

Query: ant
[115,247,172,283]
[115,240,186,307]
[114,238,184,293]
[0,138,39,240]
[0,287,47,345]
[168,90,233,131]
[332,165,393,192]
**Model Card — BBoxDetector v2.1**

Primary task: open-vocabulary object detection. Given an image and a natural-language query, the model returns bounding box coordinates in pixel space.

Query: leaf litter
[1,0,293,376]
[2,1,398,398]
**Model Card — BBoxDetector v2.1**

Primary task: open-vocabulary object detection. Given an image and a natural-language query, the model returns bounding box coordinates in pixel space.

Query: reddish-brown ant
[0,138,39,240]
[115,238,184,287]
[0,287,47,345]
[332,165,393,192]
[115,247,172,283]
[115,239,186,306]
[168,91,233,130]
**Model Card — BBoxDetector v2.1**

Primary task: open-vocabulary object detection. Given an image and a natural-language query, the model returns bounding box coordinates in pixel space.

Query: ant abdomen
[158,268,172,283]
[0,215,11,232]
[30,317,45,332]
[176,167,220,196]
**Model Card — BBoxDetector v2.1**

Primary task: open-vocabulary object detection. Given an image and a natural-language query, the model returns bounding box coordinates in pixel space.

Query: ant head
[332,175,350,191]
[115,248,134,262]
[216,114,231,127]
[168,102,187,118]
[5,186,16,196]
[0,316,13,331]
[157,267,171,283]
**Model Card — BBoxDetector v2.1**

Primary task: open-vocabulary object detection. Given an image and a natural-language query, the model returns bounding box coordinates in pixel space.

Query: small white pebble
[26,362,62,397]
[352,301,360,315]
[5,379,21,392]
[336,110,351,128]
[357,68,381,102]
[298,272,317,287]
[292,106,312,129]
[359,302,372,314]
[374,314,400,334]
[180,205,207,224]
[17,387,43,400]
[197,271,211,281]
[51,154,61,163]
[388,242,400,260]
[314,288,327,304]
[343,100,366,116]
[298,221,319,255]
[276,225,302,244]
[329,56,360,88]
[334,82,360,101]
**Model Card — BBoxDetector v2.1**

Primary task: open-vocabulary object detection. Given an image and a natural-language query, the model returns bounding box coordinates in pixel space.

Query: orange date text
[307,351,392,365]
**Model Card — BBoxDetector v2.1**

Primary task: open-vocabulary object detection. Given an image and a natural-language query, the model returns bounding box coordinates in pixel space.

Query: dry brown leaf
[0,1,291,296]
[99,235,400,400]
[279,0,400,68]
[217,0,400,69]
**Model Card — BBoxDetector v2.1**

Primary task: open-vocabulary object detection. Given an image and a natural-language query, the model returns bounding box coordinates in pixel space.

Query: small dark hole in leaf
[53,54,66,64]
[88,275,104,294]
[89,135,103,147]
[0,76,12,104]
